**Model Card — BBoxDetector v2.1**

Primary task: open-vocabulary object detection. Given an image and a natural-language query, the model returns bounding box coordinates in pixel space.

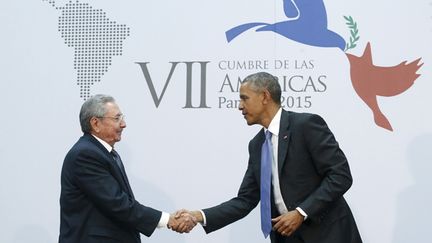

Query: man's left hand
[272,210,304,237]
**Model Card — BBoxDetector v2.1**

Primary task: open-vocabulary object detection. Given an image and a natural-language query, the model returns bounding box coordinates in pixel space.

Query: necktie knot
[111,149,119,159]
[265,130,272,141]
[111,149,124,171]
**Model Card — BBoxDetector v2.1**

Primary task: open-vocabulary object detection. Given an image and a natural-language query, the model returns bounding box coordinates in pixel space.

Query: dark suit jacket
[203,110,362,243]
[59,133,161,243]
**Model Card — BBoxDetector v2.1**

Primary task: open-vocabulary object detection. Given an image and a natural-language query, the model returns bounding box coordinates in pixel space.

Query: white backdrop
[1,0,431,242]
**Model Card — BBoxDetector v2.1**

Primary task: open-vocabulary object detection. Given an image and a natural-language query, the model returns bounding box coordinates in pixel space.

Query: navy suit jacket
[202,110,362,243]
[59,133,161,243]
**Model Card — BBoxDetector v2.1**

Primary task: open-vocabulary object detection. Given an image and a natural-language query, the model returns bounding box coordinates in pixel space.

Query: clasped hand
[168,209,197,233]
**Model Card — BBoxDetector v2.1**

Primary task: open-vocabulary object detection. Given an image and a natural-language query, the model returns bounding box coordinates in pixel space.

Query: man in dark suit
[179,72,362,242]
[59,94,195,243]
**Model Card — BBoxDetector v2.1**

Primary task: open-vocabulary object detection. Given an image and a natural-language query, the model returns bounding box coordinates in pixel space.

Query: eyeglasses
[97,114,126,123]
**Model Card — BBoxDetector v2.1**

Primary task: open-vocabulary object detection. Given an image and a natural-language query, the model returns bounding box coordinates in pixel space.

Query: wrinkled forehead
[103,102,122,115]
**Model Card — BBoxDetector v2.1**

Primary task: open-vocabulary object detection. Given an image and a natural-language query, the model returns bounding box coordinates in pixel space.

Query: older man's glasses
[97,114,125,123]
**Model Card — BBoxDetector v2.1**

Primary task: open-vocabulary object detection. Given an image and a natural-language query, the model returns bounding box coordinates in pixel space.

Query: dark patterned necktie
[111,149,134,198]
[260,130,273,238]
[111,149,126,177]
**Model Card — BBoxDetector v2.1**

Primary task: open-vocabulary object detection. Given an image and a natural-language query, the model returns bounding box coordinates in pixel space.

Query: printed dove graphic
[346,42,423,131]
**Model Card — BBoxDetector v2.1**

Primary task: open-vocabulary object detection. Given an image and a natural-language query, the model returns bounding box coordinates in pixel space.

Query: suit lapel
[257,128,266,176]
[85,134,135,198]
[277,110,291,175]
[111,154,135,199]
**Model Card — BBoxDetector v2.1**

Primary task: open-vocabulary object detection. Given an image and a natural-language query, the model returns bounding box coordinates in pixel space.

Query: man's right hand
[168,209,198,233]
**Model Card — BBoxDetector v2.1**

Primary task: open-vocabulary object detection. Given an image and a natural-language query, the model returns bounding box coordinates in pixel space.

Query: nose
[120,120,126,128]
[238,101,244,110]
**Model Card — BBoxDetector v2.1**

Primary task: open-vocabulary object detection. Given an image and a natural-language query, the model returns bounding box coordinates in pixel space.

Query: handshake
[167,209,202,233]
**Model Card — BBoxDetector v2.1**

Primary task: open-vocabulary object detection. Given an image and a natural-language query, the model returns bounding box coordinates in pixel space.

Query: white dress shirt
[266,108,308,219]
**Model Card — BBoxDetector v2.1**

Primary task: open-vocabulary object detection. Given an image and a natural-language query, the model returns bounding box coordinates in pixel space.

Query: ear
[262,89,272,104]
[90,117,101,133]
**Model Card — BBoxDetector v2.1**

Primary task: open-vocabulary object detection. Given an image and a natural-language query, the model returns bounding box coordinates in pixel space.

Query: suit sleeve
[298,114,353,218]
[73,149,162,237]
[202,141,261,233]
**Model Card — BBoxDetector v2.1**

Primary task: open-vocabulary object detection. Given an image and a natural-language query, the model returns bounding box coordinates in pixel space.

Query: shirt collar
[265,108,282,137]
[92,134,113,152]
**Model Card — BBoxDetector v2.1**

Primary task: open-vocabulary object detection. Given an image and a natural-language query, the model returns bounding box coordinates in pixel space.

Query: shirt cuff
[157,212,170,228]
[295,207,308,220]
[199,210,207,226]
